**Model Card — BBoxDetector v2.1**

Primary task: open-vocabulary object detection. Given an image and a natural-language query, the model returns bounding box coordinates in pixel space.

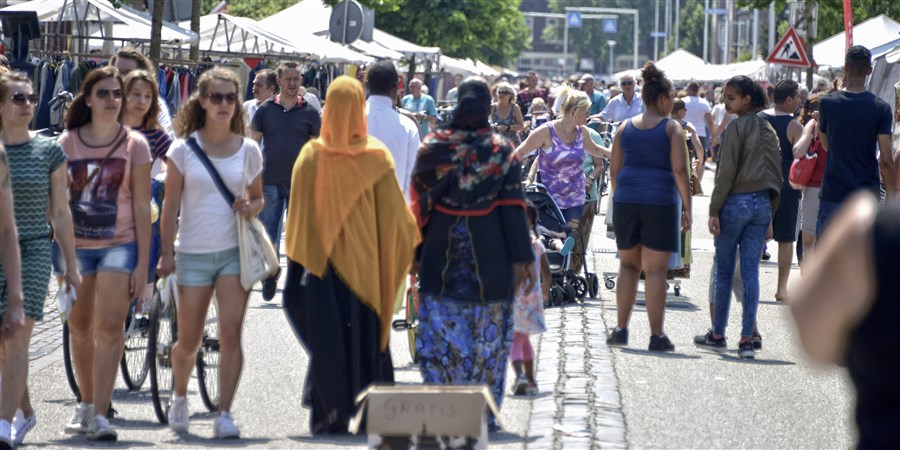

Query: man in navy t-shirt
[817,45,895,236]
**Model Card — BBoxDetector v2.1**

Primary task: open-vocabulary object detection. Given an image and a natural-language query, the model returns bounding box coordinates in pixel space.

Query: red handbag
[789,150,818,189]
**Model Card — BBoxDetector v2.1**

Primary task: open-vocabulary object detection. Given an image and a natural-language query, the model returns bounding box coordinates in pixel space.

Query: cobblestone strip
[527,250,627,449]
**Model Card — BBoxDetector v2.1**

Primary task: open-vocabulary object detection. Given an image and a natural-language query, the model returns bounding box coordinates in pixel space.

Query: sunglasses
[10,93,39,106]
[621,81,635,86]
[499,91,515,95]
[207,92,238,105]
[95,88,124,99]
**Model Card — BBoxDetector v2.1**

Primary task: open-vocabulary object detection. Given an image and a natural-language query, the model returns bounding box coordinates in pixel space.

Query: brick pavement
[29,280,64,366]
[526,248,627,450]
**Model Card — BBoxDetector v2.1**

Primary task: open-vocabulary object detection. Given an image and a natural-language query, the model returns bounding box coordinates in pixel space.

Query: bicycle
[62,295,154,411]
[148,276,220,424]
[391,275,420,363]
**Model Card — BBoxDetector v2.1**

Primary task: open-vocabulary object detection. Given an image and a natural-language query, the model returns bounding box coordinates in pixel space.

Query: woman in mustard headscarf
[282,76,420,435]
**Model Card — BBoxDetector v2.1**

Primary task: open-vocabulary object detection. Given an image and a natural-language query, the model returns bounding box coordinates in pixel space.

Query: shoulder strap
[186,137,235,207]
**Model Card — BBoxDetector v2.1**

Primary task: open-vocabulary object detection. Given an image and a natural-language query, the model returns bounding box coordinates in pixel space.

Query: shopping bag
[789,151,818,189]
[237,149,279,291]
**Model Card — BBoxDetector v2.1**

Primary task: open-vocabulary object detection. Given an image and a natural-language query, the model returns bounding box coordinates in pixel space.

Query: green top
[5,134,66,241]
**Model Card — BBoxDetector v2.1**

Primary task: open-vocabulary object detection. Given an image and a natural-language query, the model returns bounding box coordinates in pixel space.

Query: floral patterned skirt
[415,294,514,429]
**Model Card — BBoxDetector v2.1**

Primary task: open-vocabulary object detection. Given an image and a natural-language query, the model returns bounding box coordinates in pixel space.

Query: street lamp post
[607,40,617,74]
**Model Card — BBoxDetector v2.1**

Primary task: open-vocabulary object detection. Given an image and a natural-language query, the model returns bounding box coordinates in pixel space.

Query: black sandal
[752,332,763,350]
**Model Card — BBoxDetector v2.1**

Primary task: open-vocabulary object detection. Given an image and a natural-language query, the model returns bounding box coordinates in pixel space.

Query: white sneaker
[213,412,240,439]
[11,409,36,445]
[0,420,12,450]
[167,396,189,433]
[64,403,93,435]
[86,415,117,441]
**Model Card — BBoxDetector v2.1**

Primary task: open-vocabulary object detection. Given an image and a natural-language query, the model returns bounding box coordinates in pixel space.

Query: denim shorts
[175,247,241,287]
[75,241,138,276]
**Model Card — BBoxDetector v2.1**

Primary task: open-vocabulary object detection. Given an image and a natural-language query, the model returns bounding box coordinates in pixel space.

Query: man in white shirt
[597,74,644,123]
[365,61,420,197]
[243,69,276,132]
[682,80,715,182]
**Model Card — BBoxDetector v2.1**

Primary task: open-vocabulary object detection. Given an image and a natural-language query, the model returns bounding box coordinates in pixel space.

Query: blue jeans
[815,199,841,238]
[713,191,771,338]
[261,184,290,260]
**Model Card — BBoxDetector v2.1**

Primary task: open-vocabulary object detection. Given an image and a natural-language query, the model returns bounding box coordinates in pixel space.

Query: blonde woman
[158,68,263,438]
[516,90,609,234]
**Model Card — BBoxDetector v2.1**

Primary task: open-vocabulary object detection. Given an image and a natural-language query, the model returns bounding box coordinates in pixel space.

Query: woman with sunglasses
[157,68,262,439]
[490,82,525,146]
[58,66,152,441]
[792,94,827,266]
[0,71,80,447]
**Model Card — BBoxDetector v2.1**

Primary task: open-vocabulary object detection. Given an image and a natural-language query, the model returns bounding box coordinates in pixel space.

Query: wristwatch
[588,174,596,181]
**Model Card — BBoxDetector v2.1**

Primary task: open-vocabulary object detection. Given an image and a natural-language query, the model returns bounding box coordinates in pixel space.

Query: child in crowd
[529,98,551,129]
[511,203,551,395]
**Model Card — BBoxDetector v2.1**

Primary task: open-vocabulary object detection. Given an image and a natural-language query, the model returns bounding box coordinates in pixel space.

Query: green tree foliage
[375,0,530,66]
[672,0,705,58]
[739,0,900,43]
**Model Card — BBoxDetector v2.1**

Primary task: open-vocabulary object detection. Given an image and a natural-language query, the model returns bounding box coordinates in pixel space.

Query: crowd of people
[0,42,897,448]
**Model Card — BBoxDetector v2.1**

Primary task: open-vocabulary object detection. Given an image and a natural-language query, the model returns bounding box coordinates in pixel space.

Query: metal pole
[342,1,349,44]
[654,0,660,61]
[703,0,709,62]
[768,2,775,55]
[724,0,732,64]
[753,9,759,59]
[634,10,639,69]
[563,21,568,75]
[675,0,680,50]
[663,0,670,56]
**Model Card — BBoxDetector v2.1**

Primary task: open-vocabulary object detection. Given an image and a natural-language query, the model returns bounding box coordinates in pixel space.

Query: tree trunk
[149,0,165,69]
[189,0,201,62]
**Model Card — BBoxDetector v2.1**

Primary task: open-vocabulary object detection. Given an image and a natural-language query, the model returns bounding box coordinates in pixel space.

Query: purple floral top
[539,124,586,208]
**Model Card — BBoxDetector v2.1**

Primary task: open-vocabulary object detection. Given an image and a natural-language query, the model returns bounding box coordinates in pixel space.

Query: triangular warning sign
[767,27,812,68]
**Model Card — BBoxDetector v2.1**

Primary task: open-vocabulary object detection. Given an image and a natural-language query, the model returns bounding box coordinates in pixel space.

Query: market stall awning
[655,48,708,83]
[813,14,900,68]
[3,0,198,44]
[259,0,440,63]
[181,13,372,64]
[441,55,481,76]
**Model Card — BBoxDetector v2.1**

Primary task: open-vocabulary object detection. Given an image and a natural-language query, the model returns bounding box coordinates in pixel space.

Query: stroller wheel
[550,286,563,306]
[586,273,600,298]
[565,284,576,303]
[572,276,588,299]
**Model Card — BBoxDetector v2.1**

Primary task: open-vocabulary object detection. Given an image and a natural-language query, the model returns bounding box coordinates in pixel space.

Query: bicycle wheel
[196,299,220,413]
[405,275,419,363]
[149,283,177,424]
[120,298,152,390]
[62,322,81,402]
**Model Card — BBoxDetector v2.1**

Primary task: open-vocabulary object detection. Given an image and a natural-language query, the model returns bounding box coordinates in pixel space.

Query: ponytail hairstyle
[173,67,244,138]
[724,75,768,112]
[0,71,33,132]
[640,61,674,109]
[121,69,161,130]
[66,66,123,130]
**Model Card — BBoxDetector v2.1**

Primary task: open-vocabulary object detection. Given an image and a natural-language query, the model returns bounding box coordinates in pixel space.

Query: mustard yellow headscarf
[284,76,421,351]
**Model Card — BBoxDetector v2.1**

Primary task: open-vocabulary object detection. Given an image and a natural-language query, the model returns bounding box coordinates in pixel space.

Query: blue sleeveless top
[613,118,677,205]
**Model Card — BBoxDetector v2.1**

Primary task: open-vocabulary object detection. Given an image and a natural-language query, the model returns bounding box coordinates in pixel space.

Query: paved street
[19,170,855,448]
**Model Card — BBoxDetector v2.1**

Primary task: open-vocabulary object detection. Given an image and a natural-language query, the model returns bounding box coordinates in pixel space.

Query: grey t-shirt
[251,95,321,185]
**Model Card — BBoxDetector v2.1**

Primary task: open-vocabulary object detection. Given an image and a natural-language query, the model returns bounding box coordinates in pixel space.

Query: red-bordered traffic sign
[767,27,812,68]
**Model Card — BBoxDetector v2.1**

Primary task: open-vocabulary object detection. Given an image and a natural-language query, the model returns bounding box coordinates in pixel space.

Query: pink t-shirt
[58,127,152,249]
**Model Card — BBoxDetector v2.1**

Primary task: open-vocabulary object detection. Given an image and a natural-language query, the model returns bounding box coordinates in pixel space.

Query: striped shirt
[136,126,173,161]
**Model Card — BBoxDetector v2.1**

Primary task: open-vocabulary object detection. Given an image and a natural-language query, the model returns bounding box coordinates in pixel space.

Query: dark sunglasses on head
[10,93,39,106]
[621,81,635,86]
[207,92,238,105]
[95,88,124,99]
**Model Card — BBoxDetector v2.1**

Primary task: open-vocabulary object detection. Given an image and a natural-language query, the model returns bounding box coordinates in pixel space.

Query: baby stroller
[525,184,589,306]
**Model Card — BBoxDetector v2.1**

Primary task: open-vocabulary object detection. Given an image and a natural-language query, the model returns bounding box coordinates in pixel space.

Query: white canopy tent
[654,48,708,83]
[2,0,198,50]
[260,0,441,64]
[813,14,900,69]
[180,13,372,64]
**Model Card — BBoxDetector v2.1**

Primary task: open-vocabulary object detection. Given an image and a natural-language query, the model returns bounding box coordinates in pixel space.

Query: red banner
[843,0,854,51]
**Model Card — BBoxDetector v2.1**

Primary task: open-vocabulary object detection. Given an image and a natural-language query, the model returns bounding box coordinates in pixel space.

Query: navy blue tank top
[759,112,794,189]
[613,118,676,205]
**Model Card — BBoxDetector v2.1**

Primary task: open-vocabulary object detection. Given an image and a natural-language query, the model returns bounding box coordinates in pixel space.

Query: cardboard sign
[350,385,501,448]
[767,27,812,68]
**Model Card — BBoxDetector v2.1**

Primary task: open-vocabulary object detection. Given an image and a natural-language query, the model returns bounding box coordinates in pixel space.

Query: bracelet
[588,174,596,181]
